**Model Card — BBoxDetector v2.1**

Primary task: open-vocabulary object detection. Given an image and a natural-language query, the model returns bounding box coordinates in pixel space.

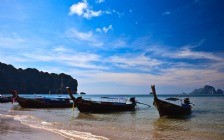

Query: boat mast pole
[66,87,76,101]
[151,85,157,99]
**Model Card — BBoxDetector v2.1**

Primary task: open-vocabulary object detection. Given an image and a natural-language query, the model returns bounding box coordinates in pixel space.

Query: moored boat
[10,90,73,108]
[0,94,13,103]
[151,85,192,117]
[66,87,136,113]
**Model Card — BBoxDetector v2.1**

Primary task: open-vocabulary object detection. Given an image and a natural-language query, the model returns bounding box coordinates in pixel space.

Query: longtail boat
[0,95,13,103]
[151,85,192,117]
[66,87,137,113]
[10,90,73,108]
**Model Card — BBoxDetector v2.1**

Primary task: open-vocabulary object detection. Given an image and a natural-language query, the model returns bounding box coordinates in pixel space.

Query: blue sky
[0,0,223,94]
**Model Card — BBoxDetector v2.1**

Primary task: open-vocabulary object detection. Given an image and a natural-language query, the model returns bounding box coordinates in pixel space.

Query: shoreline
[0,115,67,140]
[0,113,109,140]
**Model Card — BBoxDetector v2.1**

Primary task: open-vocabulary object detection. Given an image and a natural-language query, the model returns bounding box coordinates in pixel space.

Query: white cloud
[112,9,123,17]
[68,1,120,19]
[69,0,87,16]
[1,29,223,94]
[103,25,112,33]
[111,39,127,48]
[83,9,102,19]
[69,0,102,19]
[108,54,162,71]
[65,66,224,91]
[174,48,223,61]
[0,33,25,48]
[162,11,171,15]
[17,47,108,70]
[95,0,105,3]
[52,46,69,52]
[150,43,223,61]
[156,68,224,88]
[62,53,107,70]
[96,28,101,32]
[65,28,104,47]
[67,28,93,41]
[96,25,113,33]
[145,42,223,61]
[104,10,111,14]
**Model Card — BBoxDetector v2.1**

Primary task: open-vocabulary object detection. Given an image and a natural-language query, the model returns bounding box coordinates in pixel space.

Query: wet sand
[0,116,67,140]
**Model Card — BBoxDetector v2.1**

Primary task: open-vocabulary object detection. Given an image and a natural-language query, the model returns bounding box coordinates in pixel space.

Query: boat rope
[136,101,151,107]
[72,102,75,111]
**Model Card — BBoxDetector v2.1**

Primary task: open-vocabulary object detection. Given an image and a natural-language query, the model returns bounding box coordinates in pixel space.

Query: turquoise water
[1,94,224,140]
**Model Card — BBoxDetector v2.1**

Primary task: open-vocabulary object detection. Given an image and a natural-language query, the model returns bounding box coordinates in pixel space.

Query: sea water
[0,94,224,140]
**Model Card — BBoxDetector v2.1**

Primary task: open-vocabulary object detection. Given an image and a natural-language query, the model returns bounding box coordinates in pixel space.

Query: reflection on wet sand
[67,110,139,140]
[0,117,10,135]
[151,116,191,140]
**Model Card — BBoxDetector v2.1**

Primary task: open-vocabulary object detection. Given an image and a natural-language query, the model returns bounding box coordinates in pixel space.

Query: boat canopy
[165,97,180,101]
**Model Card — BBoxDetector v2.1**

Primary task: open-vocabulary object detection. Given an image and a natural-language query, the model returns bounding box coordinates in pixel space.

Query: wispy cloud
[62,54,107,70]
[145,41,223,62]
[173,48,223,61]
[65,28,104,47]
[1,29,223,93]
[110,39,127,48]
[64,65,224,89]
[157,68,224,88]
[66,28,93,41]
[112,9,124,17]
[162,11,171,16]
[95,0,105,3]
[0,33,26,48]
[19,46,108,70]
[108,54,162,71]
[96,25,113,33]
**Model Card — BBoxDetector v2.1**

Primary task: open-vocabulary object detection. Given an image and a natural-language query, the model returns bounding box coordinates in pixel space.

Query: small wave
[1,114,108,140]
[49,129,109,140]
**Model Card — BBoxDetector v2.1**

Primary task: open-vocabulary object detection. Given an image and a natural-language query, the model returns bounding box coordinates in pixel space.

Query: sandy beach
[0,116,67,140]
[1,95,224,140]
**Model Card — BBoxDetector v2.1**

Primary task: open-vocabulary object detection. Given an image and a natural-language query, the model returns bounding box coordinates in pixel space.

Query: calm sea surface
[1,94,224,140]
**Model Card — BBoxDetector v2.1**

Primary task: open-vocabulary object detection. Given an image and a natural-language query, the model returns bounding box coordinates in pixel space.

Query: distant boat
[66,87,136,113]
[151,85,193,117]
[0,94,13,103]
[80,92,86,95]
[10,90,74,108]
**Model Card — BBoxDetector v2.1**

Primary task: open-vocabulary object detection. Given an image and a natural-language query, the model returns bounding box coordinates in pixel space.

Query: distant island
[80,92,86,95]
[0,62,78,94]
[188,85,224,95]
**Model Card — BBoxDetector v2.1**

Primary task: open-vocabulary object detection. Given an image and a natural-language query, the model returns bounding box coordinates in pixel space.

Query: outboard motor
[129,97,136,104]
[184,98,190,104]
[181,97,191,108]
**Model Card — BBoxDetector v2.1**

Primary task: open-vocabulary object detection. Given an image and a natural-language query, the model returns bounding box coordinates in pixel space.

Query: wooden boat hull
[151,85,192,117]
[75,98,136,113]
[16,97,73,108]
[0,97,12,103]
[66,87,136,113]
[153,98,191,117]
